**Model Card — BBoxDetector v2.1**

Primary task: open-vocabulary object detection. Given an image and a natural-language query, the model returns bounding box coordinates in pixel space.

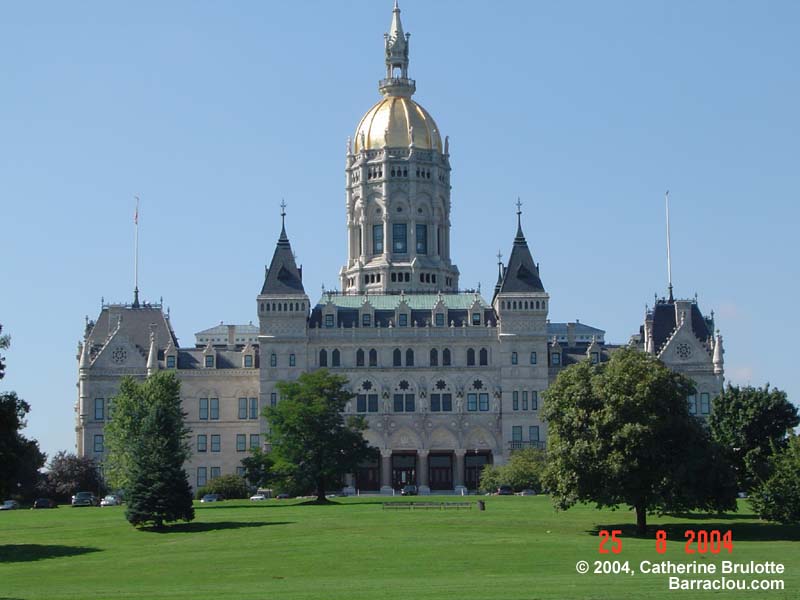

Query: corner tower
[340,2,459,294]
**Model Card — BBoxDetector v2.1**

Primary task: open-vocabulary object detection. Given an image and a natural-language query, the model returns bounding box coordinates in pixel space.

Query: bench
[382,502,473,510]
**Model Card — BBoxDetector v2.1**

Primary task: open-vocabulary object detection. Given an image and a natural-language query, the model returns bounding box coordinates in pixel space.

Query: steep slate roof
[648,298,713,353]
[498,218,545,294]
[260,220,305,295]
[85,304,179,355]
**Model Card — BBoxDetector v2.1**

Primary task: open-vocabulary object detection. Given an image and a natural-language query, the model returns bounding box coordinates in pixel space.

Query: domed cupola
[340,1,459,295]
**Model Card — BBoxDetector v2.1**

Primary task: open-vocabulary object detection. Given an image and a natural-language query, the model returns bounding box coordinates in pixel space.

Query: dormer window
[166,355,176,369]
[435,313,445,327]
[590,352,599,365]
[398,314,408,327]
[325,314,335,328]
[472,312,481,326]
[550,352,561,366]
[244,355,254,368]
[205,355,215,368]
[362,313,371,327]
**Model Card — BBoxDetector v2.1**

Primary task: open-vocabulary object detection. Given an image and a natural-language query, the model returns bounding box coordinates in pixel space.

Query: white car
[249,494,267,501]
[0,500,20,510]
[100,495,122,506]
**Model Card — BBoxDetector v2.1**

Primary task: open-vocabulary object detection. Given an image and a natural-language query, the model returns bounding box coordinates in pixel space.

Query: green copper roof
[315,293,489,310]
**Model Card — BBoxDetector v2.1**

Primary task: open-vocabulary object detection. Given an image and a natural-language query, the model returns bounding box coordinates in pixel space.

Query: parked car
[200,493,223,503]
[249,493,268,501]
[275,493,292,500]
[0,500,20,510]
[33,498,57,509]
[400,485,418,496]
[100,494,122,507]
[496,485,514,496]
[71,492,99,507]
[517,489,537,496]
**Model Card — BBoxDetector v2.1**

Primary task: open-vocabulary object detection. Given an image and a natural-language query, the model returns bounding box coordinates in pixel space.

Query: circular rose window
[111,347,128,364]
[675,343,692,360]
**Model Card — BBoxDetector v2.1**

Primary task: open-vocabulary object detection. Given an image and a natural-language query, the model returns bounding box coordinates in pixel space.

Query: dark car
[496,485,514,496]
[33,498,57,509]
[71,492,99,507]
[200,493,224,503]
[275,493,292,500]
[400,485,418,496]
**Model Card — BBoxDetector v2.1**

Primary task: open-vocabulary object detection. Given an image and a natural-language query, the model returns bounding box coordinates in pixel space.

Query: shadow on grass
[145,520,292,533]
[0,544,101,563]
[587,522,800,542]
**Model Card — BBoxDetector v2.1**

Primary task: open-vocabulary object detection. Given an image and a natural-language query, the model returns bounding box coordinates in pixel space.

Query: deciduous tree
[749,434,800,524]
[266,370,377,502]
[43,451,105,501]
[543,347,737,534]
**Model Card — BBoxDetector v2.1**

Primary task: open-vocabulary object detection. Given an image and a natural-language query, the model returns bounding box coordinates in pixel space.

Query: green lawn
[0,496,797,599]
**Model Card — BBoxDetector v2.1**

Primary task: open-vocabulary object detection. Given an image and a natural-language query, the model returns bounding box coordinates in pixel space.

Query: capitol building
[75,3,725,494]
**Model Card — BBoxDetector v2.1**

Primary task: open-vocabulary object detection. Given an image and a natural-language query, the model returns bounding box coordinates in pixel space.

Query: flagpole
[665,190,673,302]
[134,196,140,308]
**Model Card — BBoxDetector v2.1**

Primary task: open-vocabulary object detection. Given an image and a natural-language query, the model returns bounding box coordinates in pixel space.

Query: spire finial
[496,249,503,265]
[277,199,289,244]
[380,0,414,97]
[133,195,140,308]
[514,198,525,241]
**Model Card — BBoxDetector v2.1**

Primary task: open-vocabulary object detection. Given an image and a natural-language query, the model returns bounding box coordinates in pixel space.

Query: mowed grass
[0,496,797,600]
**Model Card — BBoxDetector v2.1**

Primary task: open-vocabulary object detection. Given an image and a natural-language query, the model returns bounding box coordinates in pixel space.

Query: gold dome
[354,96,442,153]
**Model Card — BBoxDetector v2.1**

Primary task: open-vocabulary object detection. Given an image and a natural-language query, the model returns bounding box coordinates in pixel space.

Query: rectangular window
[373,224,383,254]
[357,394,367,413]
[529,426,540,442]
[362,313,371,327]
[442,393,452,412]
[398,313,408,327]
[107,399,114,421]
[244,354,254,368]
[325,314,334,328]
[522,391,528,411]
[368,394,378,412]
[467,393,478,412]
[250,434,260,449]
[197,434,207,452]
[688,394,697,415]
[393,394,404,413]
[700,393,710,415]
[166,355,176,368]
[416,224,427,254]
[210,398,219,420]
[210,467,221,480]
[530,352,537,365]
[531,391,538,410]
[199,398,209,420]
[238,398,248,419]
[205,355,214,368]
[392,223,407,253]
[289,353,296,367]
[197,467,207,487]
[472,312,481,326]
[270,392,277,408]
[513,391,519,411]
[250,397,258,419]
[551,352,561,366]
[270,354,277,367]
[478,393,489,412]
[93,434,104,453]
[435,313,445,327]
[94,398,105,421]
[430,394,440,412]
[236,434,246,452]
[211,435,221,452]
[236,466,246,478]
[511,352,518,365]
[405,394,415,412]
[591,352,599,365]
[512,426,522,442]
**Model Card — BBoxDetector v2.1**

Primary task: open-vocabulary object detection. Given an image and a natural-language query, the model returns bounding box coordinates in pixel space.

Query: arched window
[479,348,488,366]
[535,300,540,309]
[262,303,267,312]
[319,349,328,367]
[332,349,341,367]
[467,348,476,366]
[369,349,378,367]
[393,348,402,367]
[406,349,414,366]
[356,348,365,367]
[524,301,528,310]
[430,348,438,367]
[443,348,452,366]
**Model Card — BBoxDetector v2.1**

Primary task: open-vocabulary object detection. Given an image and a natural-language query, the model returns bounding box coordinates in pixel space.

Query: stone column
[454,449,467,495]
[380,449,393,495]
[417,450,430,495]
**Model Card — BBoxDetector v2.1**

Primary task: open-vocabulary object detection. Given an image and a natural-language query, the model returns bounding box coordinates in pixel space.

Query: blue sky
[1,0,798,461]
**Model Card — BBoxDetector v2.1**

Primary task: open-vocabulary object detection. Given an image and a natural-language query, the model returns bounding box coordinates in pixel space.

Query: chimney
[227,324,236,349]
[567,322,576,346]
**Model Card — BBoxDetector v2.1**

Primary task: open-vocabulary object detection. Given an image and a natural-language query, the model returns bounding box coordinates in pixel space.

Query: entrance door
[465,453,491,491]
[392,454,416,490]
[355,460,380,491]
[429,454,453,490]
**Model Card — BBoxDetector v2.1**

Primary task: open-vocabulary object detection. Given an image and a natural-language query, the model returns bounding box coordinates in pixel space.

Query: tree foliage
[195,474,250,500]
[0,323,9,381]
[543,347,737,534]
[0,327,46,499]
[479,448,546,493]
[107,372,194,528]
[240,447,276,489]
[749,434,800,524]
[43,451,105,501]
[266,369,377,502]
[709,384,798,491]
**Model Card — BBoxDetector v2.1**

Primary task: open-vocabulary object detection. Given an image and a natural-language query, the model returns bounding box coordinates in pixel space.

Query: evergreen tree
[109,372,193,528]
